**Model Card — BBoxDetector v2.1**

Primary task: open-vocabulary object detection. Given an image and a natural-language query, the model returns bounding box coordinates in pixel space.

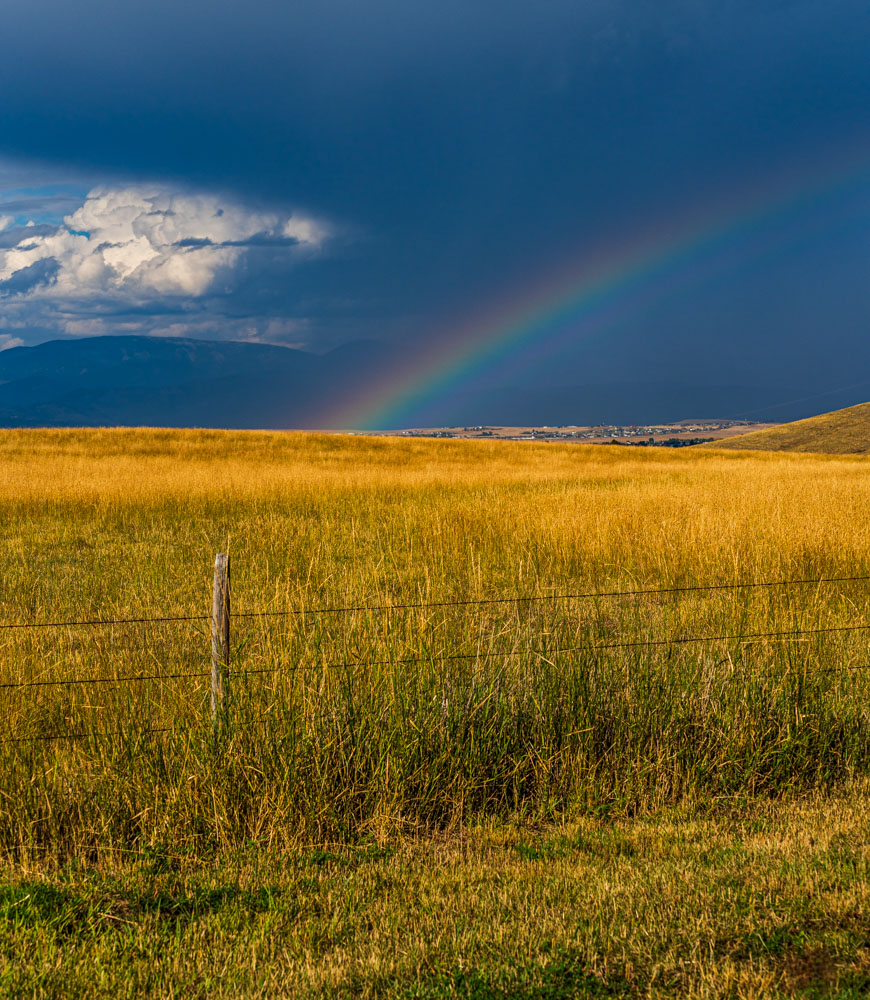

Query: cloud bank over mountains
[1,1,870,404]
[0,183,329,347]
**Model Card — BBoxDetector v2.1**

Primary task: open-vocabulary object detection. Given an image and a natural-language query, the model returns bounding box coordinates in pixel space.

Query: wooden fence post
[211,553,230,722]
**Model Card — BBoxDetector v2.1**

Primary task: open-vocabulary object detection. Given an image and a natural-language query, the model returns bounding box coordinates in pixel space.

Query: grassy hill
[712,400,870,453]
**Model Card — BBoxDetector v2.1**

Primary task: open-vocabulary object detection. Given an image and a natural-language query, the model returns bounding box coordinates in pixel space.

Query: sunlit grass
[1,428,868,859]
[713,400,870,454]
[3,428,870,995]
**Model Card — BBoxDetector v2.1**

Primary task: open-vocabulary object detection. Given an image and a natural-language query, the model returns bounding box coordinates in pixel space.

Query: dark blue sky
[1,0,869,416]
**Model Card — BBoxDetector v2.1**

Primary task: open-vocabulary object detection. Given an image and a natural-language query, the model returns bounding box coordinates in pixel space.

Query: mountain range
[0,336,387,429]
[0,336,861,429]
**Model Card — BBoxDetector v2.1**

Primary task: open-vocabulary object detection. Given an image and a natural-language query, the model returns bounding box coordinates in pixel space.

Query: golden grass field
[1,428,869,998]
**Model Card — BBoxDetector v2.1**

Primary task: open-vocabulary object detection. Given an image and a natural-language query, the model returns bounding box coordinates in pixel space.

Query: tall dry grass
[1,428,869,857]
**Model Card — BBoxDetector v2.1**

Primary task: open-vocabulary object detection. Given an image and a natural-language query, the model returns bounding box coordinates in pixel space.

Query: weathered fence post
[211,553,230,722]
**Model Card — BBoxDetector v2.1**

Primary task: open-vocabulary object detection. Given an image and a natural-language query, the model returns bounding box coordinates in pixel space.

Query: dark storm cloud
[0,0,869,398]
[0,257,60,297]
[174,234,302,249]
[174,238,213,249]
[5,0,866,224]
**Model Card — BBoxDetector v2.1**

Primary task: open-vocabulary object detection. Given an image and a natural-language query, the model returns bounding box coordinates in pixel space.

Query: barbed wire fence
[2,554,869,744]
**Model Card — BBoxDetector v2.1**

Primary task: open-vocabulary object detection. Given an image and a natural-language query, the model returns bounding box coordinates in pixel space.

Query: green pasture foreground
[1,788,868,1000]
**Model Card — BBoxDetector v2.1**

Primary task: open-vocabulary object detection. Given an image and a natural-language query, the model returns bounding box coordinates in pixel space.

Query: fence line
[240,623,870,672]
[0,613,209,631]
[0,727,173,745]
[3,555,869,738]
[0,669,210,690]
[3,623,870,692]
[2,572,870,632]
[232,573,870,619]
[6,661,870,746]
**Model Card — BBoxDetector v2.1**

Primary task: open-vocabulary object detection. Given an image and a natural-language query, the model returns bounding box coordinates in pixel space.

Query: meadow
[1,428,869,997]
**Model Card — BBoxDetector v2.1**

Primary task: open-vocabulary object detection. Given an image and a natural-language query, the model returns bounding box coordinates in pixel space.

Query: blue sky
[1,0,869,409]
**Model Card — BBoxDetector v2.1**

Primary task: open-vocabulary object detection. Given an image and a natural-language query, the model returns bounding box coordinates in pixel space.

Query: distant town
[364,420,774,446]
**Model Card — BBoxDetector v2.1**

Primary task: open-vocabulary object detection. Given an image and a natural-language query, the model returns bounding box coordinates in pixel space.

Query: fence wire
[3,621,870,691]
[2,572,869,631]
[6,661,869,745]
[3,571,869,742]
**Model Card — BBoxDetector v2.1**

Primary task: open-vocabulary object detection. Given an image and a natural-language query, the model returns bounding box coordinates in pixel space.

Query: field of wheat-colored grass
[1,428,869,850]
[2,428,870,997]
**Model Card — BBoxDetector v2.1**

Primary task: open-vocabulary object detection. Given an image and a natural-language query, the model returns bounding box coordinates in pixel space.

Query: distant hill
[0,335,863,429]
[0,336,390,429]
[711,401,870,454]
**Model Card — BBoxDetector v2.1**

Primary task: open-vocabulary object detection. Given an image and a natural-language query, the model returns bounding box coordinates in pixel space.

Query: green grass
[1,790,868,998]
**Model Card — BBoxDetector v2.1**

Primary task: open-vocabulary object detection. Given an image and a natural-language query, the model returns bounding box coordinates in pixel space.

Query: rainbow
[326,143,870,430]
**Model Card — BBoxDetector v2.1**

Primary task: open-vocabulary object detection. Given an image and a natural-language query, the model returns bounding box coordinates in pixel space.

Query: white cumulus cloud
[0,185,328,301]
